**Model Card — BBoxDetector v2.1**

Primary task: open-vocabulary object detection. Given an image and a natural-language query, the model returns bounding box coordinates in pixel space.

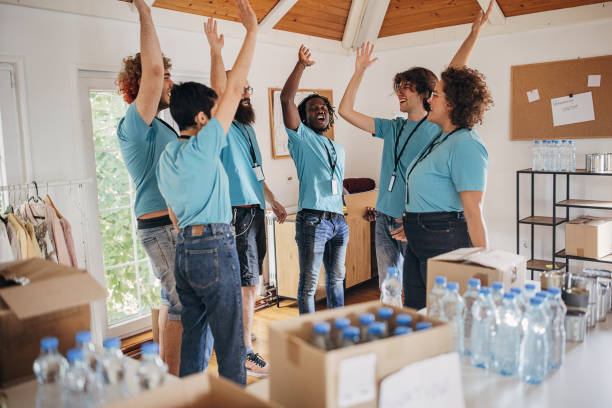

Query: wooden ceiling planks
[379,0,482,38]
[152,0,279,23]
[273,0,352,41]
[496,0,604,17]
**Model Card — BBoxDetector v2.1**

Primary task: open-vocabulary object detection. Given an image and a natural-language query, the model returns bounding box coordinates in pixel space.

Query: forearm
[339,69,375,133]
[139,7,164,79]
[226,31,257,96]
[449,29,479,68]
[465,209,488,248]
[263,182,276,204]
[280,61,305,102]
[210,49,227,97]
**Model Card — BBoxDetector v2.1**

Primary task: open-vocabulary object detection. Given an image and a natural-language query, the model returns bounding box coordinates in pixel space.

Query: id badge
[253,165,265,182]
[331,177,339,195]
[388,172,396,192]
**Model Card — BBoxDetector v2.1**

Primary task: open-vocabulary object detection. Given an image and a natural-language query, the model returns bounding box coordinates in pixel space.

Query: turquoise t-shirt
[404,128,488,213]
[286,123,345,214]
[373,117,441,218]
[220,122,266,208]
[156,118,231,227]
[117,103,177,218]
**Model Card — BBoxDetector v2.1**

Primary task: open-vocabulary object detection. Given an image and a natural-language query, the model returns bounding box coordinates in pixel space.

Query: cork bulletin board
[510,55,612,140]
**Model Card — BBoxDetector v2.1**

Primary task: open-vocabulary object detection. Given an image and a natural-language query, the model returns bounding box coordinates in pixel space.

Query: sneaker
[245,352,269,378]
[251,333,257,342]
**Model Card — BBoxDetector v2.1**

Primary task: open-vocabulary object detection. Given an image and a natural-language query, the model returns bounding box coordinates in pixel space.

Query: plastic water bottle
[394,326,413,336]
[341,326,360,347]
[547,287,567,370]
[333,317,351,349]
[358,313,375,343]
[33,337,69,408]
[495,293,522,376]
[75,331,97,372]
[520,297,550,384]
[312,322,331,350]
[524,283,537,301]
[470,287,495,369]
[559,140,568,171]
[554,141,562,171]
[64,348,96,408]
[541,141,549,170]
[568,140,576,171]
[532,141,541,170]
[415,322,432,331]
[535,291,553,370]
[462,278,481,356]
[427,276,447,319]
[367,322,386,342]
[440,282,465,354]
[98,337,129,404]
[377,307,393,337]
[396,314,412,328]
[381,267,402,307]
[137,342,167,390]
[491,282,505,307]
[510,287,526,315]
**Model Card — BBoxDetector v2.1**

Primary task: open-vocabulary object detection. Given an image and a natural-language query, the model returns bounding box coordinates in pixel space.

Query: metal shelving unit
[516,168,612,278]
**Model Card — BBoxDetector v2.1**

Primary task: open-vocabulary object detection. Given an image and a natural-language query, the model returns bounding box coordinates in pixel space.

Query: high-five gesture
[236,0,258,33]
[471,0,493,36]
[355,42,378,72]
[205,17,224,52]
[298,45,315,68]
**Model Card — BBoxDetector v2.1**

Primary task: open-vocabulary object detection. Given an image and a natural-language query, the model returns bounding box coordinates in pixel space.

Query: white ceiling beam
[258,0,298,32]
[342,0,390,51]
[341,0,367,50]
[477,0,506,25]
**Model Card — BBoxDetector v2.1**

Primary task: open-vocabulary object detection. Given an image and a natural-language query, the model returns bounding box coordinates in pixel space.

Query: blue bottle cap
[479,287,491,295]
[503,293,515,300]
[343,326,360,339]
[394,326,413,336]
[446,282,459,291]
[75,330,91,344]
[40,337,58,351]
[415,322,433,331]
[434,276,447,285]
[103,337,121,350]
[534,140,540,144]
[536,291,548,299]
[368,322,385,336]
[530,297,543,306]
[334,317,350,329]
[510,287,522,295]
[67,348,84,363]
[386,267,399,276]
[492,282,504,291]
[468,278,481,288]
[359,313,375,325]
[548,287,561,295]
[141,342,159,355]
[525,283,536,291]
[378,307,393,319]
[396,314,412,326]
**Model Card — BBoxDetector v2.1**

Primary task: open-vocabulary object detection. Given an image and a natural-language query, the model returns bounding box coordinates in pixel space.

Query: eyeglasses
[430,91,441,99]
[243,86,253,95]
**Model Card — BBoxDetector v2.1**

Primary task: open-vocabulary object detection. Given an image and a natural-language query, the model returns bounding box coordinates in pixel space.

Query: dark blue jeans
[295,210,349,314]
[402,212,472,310]
[174,224,246,386]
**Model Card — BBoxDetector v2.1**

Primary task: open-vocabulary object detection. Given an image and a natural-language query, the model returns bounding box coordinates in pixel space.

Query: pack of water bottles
[428,277,567,385]
[32,331,167,408]
[532,139,577,171]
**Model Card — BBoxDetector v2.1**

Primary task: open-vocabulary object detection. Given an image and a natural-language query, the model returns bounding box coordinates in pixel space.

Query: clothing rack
[0,178,94,192]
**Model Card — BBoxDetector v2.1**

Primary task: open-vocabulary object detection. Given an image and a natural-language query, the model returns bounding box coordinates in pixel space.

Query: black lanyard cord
[158,117,179,137]
[393,115,428,182]
[322,137,337,180]
[233,122,258,166]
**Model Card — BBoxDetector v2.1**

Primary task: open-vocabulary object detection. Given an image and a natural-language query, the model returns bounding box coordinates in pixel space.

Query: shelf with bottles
[519,168,612,176]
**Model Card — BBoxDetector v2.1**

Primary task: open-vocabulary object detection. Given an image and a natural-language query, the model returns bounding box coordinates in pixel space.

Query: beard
[234,99,255,125]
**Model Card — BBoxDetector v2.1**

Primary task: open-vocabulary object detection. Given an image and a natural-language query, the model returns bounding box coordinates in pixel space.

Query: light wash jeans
[375,211,407,289]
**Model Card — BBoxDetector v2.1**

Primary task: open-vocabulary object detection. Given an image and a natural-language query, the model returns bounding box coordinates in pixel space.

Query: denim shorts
[137,224,182,321]
[231,207,266,287]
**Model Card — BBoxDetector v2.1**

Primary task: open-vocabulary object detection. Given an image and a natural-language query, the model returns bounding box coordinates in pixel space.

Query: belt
[137,215,172,230]
[403,211,464,221]
[301,208,343,220]
[233,204,260,209]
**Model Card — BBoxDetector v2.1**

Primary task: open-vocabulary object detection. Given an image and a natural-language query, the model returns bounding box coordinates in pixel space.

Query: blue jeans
[402,211,472,310]
[174,224,246,386]
[295,210,349,314]
[375,212,407,289]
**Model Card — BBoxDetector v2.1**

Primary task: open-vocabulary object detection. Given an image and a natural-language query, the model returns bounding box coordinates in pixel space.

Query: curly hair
[441,67,494,130]
[116,53,172,104]
[297,93,336,130]
[393,67,438,111]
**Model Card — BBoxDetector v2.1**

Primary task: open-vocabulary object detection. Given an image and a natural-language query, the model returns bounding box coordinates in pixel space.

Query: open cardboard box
[426,248,526,308]
[269,300,452,408]
[0,258,106,387]
[566,216,612,259]
[106,371,278,408]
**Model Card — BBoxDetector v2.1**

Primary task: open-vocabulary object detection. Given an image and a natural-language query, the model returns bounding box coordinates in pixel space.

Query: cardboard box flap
[431,247,483,262]
[0,273,106,319]
[0,258,78,287]
[432,248,526,274]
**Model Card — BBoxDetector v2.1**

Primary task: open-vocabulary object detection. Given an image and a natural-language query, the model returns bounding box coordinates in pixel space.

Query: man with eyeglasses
[205,18,286,378]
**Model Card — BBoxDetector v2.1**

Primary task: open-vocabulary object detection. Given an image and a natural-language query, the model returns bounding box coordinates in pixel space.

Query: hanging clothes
[0,221,15,262]
[23,220,43,259]
[5,220,21,260]
[17,203,56,262]
[59,217,78,267]
[6,213,29,260]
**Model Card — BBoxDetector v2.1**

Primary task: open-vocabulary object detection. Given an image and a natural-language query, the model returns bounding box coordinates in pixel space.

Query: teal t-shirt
[117,103,177,218]
[220,122,266,208]
[373,117,441,218]
[286,123,345,214]
[405,128,488,213]
[157,118,231,227]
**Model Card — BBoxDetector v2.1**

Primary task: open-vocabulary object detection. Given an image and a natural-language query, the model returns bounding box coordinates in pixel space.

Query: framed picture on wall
[268,88,335,159]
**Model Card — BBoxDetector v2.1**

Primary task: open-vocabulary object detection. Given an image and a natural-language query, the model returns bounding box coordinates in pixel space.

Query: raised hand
[204,18,224,52]
[235,0,258,33]
[471,0,493,35]
[298,45,315,68]
[355,42,378,72]
[131,0,151,15]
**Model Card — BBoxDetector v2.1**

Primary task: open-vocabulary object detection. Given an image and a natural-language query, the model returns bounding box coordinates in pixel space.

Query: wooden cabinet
[274,190,378,300]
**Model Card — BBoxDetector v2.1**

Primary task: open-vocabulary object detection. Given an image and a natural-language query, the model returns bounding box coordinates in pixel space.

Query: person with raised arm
[204,17,286,377]
[338,1,493,309]
[280,46,349,315]
[156,0,258,386]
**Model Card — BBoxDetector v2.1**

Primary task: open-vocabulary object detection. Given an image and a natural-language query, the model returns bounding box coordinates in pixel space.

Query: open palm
[299,45,315,67]
[204,18,224,52]
[355,41,378,71]
[472,0,493,35]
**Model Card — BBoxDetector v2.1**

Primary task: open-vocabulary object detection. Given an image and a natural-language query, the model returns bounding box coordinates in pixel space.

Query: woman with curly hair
[401,65,494,310]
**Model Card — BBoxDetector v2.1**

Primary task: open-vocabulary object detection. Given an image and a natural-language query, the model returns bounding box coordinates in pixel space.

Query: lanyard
[157,117,179,137]
[232,122,258,166]
[322,137,337,180]
[405,127,463,203]
[392,115,428,182]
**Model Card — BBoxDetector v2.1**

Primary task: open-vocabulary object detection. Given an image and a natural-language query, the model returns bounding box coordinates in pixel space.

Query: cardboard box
[107,372,278,408]
[566,216,612,259]
[426,248,527,308]
[0,259,106,387]
[269,301,452,408]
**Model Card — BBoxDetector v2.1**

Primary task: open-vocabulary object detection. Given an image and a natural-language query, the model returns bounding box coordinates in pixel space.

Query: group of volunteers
[115,0,494,387]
